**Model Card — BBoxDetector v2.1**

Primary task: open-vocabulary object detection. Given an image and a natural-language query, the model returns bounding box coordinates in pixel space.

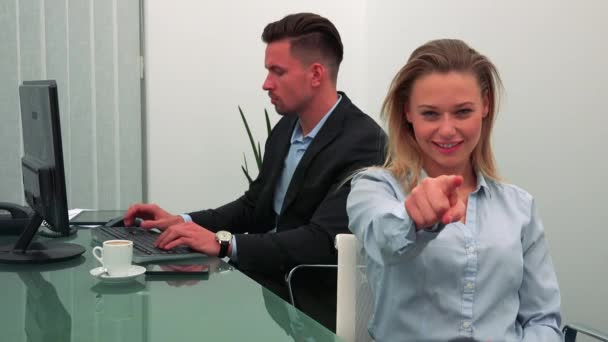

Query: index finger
[124,204,156,225]
[124,204,142,226]
[437,175,463,196]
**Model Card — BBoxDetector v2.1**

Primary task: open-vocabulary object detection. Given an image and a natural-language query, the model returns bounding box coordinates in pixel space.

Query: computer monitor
[0,80,85,264]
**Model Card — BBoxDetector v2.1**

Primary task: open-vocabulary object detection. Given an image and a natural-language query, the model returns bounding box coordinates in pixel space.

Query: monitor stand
[0,213,85,264]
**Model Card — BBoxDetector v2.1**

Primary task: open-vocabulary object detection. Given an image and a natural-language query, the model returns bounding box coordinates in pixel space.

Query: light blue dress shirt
[182,95,342,261]
[347,168,562,342]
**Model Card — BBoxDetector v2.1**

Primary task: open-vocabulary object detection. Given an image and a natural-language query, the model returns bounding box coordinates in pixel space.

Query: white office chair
[335,233,374,342]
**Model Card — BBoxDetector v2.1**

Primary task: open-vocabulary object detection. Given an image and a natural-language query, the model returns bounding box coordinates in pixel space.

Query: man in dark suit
[124,13,385,330]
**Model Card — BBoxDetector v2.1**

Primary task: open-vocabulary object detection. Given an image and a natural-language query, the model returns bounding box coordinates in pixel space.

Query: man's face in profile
[262,39,313,115]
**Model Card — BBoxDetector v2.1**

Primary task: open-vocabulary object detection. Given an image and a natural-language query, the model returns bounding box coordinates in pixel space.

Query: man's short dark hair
[262,13,343,83]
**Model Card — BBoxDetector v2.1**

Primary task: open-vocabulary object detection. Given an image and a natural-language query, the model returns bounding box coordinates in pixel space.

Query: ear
[310,63,324,87]
[482,93,490,118]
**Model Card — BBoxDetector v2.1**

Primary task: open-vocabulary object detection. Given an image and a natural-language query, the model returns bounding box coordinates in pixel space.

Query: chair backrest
[563,323,608,342]
[335,234,374,342]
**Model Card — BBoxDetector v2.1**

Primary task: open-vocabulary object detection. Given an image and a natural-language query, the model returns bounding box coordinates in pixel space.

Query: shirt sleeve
[518,199,563,341]
[230,235,238,261]
[347,169,438,265]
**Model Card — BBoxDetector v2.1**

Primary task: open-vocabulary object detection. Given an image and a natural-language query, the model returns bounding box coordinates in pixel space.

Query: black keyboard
[97,226,193,256]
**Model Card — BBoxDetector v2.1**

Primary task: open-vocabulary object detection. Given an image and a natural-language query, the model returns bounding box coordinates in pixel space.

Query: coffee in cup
[92,240,133,276]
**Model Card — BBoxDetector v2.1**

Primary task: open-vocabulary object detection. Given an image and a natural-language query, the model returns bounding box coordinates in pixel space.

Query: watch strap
[218,240,229,258]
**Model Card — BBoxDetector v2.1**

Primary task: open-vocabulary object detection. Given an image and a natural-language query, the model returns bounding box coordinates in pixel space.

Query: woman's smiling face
[405,71,489,177]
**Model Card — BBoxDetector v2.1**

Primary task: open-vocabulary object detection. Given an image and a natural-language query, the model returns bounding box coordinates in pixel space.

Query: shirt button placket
[460,239,477,337]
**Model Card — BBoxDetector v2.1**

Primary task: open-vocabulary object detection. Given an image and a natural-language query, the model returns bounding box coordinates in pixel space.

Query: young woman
[347,39,562,341]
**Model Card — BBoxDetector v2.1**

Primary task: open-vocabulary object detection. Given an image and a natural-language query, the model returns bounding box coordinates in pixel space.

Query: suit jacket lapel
[279,94,349,214]
[265,116,298,196]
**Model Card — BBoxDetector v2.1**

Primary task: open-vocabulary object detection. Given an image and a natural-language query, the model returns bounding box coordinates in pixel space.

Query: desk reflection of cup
[92,240,133,276]
[92,282,147,342]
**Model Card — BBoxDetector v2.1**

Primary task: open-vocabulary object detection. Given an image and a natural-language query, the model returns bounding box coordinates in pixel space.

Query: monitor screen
[0,80,84,264]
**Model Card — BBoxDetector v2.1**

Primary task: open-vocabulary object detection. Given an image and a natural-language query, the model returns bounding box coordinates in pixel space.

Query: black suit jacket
[188,92,385,328]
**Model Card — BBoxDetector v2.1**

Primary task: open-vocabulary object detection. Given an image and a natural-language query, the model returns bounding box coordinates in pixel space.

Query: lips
[433,141,463,154]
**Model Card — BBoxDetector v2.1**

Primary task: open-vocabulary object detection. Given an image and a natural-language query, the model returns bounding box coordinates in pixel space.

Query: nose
[262,74,273,91]
[437,114,457,137]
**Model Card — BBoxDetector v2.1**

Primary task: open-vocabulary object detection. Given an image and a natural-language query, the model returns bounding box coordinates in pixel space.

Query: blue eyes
[421,108,473,119]
[456,108,473,115]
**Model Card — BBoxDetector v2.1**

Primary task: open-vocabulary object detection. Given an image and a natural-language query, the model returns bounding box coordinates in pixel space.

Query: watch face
[216,230,232,242]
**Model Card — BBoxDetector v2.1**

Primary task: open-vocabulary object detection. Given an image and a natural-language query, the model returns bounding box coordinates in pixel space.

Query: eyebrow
[265,60,283,68]
[417,102,475,110]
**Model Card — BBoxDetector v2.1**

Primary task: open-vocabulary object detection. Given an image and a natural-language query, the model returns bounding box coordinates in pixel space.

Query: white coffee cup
[92,240,133,277]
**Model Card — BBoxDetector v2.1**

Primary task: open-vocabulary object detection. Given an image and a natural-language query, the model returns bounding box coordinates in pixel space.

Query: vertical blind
[0,0,143,210]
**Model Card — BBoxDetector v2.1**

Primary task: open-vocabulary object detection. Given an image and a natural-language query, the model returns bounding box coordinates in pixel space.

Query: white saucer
[90,265,146,284]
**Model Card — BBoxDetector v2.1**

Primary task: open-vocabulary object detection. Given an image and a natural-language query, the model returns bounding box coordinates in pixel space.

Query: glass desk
[0,229,342,342]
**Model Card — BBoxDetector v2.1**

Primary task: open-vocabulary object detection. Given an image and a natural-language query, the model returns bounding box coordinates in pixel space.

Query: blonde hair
[381,39,502,191]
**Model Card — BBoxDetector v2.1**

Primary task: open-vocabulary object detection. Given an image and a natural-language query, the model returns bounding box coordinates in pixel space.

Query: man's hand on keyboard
[154,221,222,257]
[124,203,184,229]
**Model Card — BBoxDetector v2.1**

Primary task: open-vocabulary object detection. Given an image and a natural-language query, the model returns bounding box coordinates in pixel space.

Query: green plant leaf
[242,153,249,173]
[241,166,253,184]
[239,105,259,168]
[239,106,273,183]
[255,142,262,170]
[242,154,253,184]
[265,109,272,135]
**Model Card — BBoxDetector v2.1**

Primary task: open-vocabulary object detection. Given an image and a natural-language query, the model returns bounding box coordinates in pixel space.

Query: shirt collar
[291,95,342,144]
[473,171,492,198]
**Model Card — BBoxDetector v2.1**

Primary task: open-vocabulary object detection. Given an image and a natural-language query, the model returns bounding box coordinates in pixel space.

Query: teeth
[438,143,457,148]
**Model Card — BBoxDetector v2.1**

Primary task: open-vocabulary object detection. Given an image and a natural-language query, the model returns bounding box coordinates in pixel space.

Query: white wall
[145,0,608,331]
[144,0,368,213]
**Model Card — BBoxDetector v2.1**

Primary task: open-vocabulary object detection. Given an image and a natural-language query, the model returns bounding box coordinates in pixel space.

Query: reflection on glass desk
[0,229,342,342]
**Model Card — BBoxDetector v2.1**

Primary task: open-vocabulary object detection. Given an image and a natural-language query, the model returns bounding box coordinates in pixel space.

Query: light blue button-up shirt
[347,168,562,342]
[182,95,342,261]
